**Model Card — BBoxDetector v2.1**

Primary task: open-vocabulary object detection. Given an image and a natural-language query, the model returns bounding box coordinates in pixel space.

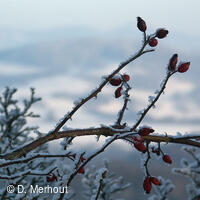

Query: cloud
[165,78,195,95]
[29,75,92,96]
[97,100,122,114]
[0,62,41,76]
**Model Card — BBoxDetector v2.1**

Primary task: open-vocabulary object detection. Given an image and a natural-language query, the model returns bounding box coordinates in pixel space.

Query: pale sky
[0,0,199,37]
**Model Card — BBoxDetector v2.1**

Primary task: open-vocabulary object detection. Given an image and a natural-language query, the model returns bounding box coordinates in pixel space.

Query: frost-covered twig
[115,79,131,127]
[94,170,107,200]
[132,71,176,131]
[0,152,75,168]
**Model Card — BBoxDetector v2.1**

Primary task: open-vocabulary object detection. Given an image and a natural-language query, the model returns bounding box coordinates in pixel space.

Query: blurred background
[0,0,200,199]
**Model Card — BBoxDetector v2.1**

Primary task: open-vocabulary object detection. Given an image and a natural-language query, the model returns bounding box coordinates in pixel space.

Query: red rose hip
[143,176,152,194]
[168,54,178,71]
[109,77,122,86]
[149,38,158,47]
[156,28,169,39]
[46,173,57,182]
[163,154,172,164]
[134,142,146,152]
[138,127,154,136]
[137,17,147,32]
[177,62,190,73]
[115,87,123,98]
[150,177,161,186]
[123,74,130,82]
[78,167,85,174]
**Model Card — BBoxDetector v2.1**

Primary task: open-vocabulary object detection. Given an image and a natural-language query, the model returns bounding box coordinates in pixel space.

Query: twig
[131,71,176,131]
[144,142,151,176]
[0,153,75,168]
[95,171,107,200]
[0,167,57,180]
[115,79,131,126]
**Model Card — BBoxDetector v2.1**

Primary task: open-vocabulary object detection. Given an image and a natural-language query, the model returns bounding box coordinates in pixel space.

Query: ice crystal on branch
[82,160,130,200]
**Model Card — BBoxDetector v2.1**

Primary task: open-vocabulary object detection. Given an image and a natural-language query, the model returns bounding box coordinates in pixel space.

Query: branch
[50,33,153,136]
[0,127,116,160]
[0,153,75,168]
[1,127,200,160]
[115,80,131,127]
[131,71,176,131]
[95,171,107,200]
[0,167,57,180]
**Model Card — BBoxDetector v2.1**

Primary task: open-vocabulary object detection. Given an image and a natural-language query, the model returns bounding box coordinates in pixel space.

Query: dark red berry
[150,177,161,186]
[143,176,152,194]
[123,74,130,82]
[46,173,57,182]
[78,167,85,174]
[81,156,86,162]
[137,17,147,32]
[168,54,178,71]
[115,87,123,98]
[149,38,158,47]
[163,154,172,164]
[138,127,154,136]
[134,142,146,152]
[156,28,169,39]
[132,136,143,143]
[109,77,122,86]
[177,62,190,73]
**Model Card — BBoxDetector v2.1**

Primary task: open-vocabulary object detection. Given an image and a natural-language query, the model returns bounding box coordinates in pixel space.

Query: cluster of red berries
[152,147,172,164]
[137,17,168,47]
[143,153,172,194]
[143,176,161,194]
[168,53,190,73]
[131,127,173,194]
[46,169,63,182]
[109,74,130,98]
[132,127,154,152]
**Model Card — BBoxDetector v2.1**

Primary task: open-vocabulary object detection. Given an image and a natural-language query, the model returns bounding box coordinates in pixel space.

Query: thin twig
[0,167,57,180]
[115,81,131,126]
[95,171,107,200]
[131,71,176,131]
[0,153,74,168]
[144,142,151,176]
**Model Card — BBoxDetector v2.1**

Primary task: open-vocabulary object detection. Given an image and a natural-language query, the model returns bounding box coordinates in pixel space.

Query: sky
[0,0,200,37]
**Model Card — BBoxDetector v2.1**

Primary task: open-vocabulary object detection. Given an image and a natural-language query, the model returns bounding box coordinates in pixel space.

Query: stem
[132,71,175,131]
